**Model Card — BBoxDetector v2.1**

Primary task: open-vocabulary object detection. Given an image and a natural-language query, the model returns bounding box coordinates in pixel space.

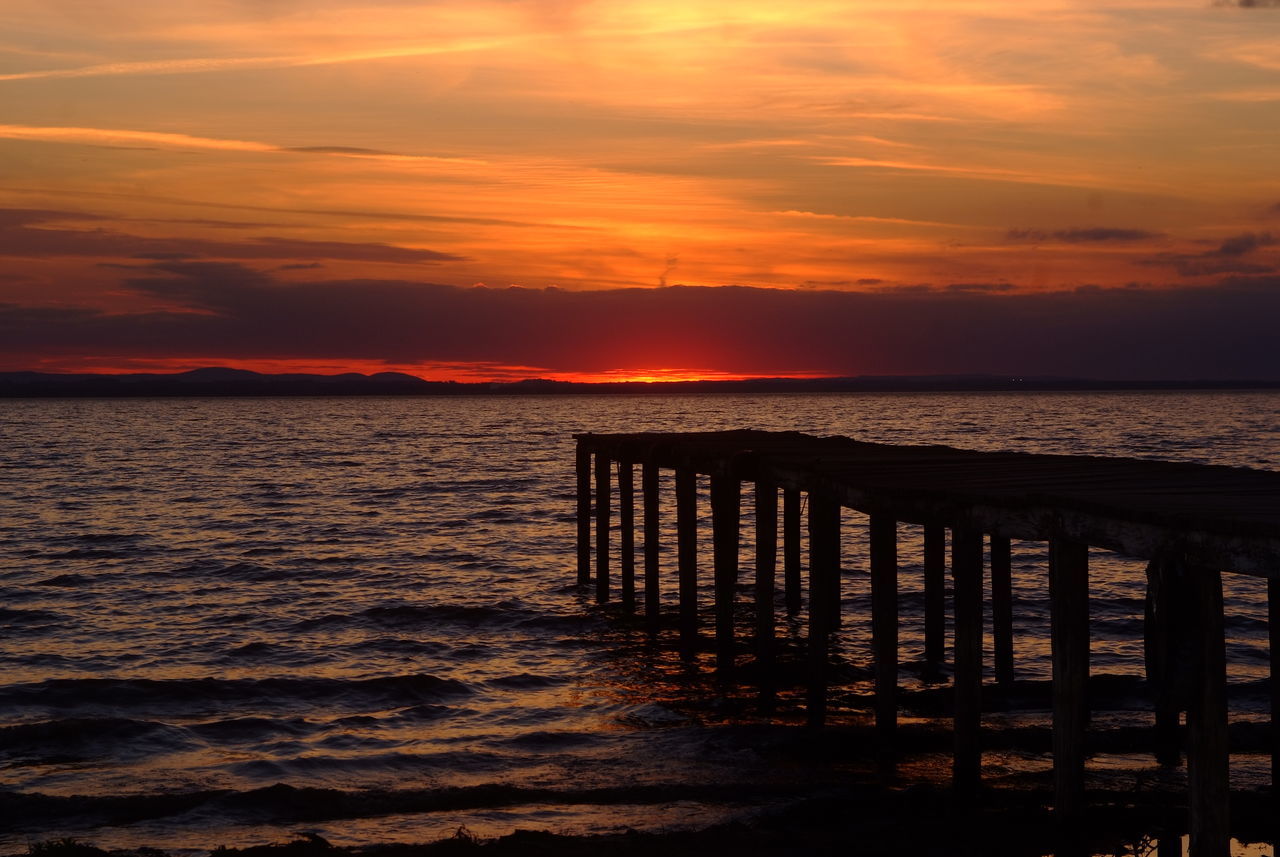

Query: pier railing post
[990,534,1014,687]
[952,524,984,792]
[711,474,741,673]
[870,514,898,751]
[783,488,802,615]
[1187,564,1229,857]
[595,452,611,603]
[576,443,591,586]
[643,459,661,632]
[924,524,946,670]
[807,493,840,727]
[676,468,699,651]
[618,459,636,614]
[755,479,777,663]
[1050,537,1089,823]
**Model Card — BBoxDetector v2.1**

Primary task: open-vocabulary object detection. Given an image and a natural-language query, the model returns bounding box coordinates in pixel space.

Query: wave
[0,674,473,712]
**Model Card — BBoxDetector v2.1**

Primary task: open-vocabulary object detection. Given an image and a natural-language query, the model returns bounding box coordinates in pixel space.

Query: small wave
[35,573,95,587]
[486,673,567,690]
[0,717,197,761]
[293,603,531,631]
[0,674,472,712]
[0,608,63,628]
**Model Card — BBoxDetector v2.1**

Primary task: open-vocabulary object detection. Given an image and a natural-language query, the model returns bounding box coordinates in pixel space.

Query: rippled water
[1,392,1278,853]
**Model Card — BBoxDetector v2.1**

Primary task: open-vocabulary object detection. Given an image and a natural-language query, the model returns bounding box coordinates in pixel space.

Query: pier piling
[643,459,661,631]
[807,493,840,727]
[783,488,802,615]
[1050,537,1090,823]
[676,468,698,650]
[990,534,1014,686]
[576,446,591,585]
[870,513,898,749]
[618,460,635,613]
[924,523,946,670]
[755,480,778,662]
[952,524,984,793]
[595,452,610,603]
[711,474,741,673]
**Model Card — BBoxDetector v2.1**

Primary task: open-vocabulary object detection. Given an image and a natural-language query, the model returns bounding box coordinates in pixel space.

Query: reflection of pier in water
[573,430,1280,857]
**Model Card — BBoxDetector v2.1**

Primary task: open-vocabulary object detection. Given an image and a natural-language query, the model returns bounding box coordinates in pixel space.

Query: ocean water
[1,391,1278,853]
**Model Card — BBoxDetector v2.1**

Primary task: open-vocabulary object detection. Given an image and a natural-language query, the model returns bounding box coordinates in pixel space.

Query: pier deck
[572,430,1280,857]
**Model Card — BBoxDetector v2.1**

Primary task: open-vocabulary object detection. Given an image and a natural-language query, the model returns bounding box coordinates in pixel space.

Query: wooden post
[676,468,698,650]
[595,452,611,603]
[618,460,636,614]
[924,524,946,669]
[755,479,777,662]
[1186,564,1229,857]
[990,534,1014,686]
[1145,554,1186,766]
[783,488,802,615]
[643,460,661,632]
[807,493,840,727]
[952,525,984,791]
[870,514,898,749]
[1050,537,1089,823]
[711,474,741,673]
[576,444,591,585]
[1270,576,1280,801]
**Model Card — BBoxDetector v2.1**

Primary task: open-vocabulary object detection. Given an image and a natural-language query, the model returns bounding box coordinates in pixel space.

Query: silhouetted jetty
[573,430,1280,857]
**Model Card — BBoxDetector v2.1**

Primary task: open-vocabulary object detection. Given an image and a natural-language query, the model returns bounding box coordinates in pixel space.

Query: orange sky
[2,0,1279,380]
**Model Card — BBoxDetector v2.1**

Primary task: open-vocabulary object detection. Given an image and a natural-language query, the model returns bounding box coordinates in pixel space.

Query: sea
[1,391,1278,854]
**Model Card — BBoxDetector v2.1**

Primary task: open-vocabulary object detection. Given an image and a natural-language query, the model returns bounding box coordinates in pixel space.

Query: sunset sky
[3,0,1279,380]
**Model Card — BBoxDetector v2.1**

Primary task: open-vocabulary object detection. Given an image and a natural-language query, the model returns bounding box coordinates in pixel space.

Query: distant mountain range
[1,368,1277,397]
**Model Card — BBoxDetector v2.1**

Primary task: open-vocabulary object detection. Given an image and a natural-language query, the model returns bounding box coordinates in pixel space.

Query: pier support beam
[576,445,591,586]
[595,452,611,603]
[711,474,741,673]
[783,489,802,615]
[1146,554,1187,766]
[952,525,984,792]
[1187,564,1229,857]
[1050,537,1090,823]
[870,514,898,749]
[618,460,636,614]
[924,524,946,670]
[990,534,1014,686]
[643,460,661,632]
[755,480,777,663]
[1270,577,1280,800]
[676,468,699,651]
[807,493,840,727]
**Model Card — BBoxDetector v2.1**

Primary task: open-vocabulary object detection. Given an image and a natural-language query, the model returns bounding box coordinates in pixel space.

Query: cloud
[4,263,1280,380]
[1138,232,1277,276]
[0,208,465,264]
[1212,0,1280,7]
[1007,227,1162,243]
[0,125,480,164]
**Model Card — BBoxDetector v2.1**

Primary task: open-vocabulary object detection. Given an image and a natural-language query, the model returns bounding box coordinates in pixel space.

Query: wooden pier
[573,430,1280,857]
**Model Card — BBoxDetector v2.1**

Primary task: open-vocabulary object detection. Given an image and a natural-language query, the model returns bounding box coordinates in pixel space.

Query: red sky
[3,0,1280,380]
